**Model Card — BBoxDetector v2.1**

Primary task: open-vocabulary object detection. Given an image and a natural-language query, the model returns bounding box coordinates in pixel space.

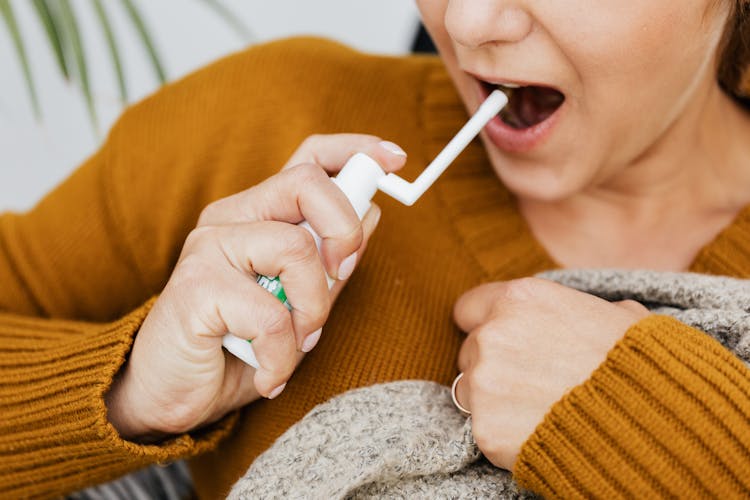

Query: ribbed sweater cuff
[514,315,750,498]
[0,300,237,499]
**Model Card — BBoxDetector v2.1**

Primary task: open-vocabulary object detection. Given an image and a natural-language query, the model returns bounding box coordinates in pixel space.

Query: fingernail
[368,205,382,227]
[362,206,381,237]
[302,328,322,353]
[268,383,287,399]
[338,252,357,280]
[379,140,407,157]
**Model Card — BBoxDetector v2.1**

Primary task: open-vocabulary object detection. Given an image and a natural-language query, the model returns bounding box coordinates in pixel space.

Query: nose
[445,0,533,49]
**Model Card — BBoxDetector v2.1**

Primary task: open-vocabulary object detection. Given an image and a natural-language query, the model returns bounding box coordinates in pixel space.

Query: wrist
[105,366,166,443]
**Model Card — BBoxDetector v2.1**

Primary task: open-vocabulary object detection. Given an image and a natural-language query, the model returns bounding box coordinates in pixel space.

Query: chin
[485,148,585,203]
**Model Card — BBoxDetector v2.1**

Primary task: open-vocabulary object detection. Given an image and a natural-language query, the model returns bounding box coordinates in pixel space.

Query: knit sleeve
[0,100,224,498]
[514,314,750,497]
[0,299,237,498]
[0,41,305,497]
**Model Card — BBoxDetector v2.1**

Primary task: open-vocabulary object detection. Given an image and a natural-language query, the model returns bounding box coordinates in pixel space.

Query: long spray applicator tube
[222,90,508,368]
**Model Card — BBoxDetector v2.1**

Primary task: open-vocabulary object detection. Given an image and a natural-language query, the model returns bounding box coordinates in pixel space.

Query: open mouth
[480,80,565,130]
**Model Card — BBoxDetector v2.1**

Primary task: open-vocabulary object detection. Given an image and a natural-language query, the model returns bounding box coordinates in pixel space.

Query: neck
[519,83,750,270]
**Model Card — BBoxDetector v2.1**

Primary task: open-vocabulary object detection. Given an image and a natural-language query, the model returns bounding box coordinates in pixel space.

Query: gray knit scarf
[227,270,750,499]
[69,270,750,499]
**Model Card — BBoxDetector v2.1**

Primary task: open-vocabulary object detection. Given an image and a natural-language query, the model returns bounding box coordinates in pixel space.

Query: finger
[283,134,407,174]
[457,332,478,373]
[171,261,298,397]
[198,163,363,280]
[219,355,260,408]
[453,282,507,333]
[359,203,382,254]
[188,221,331,350]
[242,222,331,351]
[222,339,305,402]
[614,299,651,317]
[198,163,344,227]
[360,140,408,174]
[213,275,304,398]
[453,371,471,414]
[283,134,382,171]
[329,203,381,303]
[454,278,562,332]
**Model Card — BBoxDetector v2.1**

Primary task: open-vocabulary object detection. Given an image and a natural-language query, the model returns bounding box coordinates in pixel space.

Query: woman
[1,0,749,497]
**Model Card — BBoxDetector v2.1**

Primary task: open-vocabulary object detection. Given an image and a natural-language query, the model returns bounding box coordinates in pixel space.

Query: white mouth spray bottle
[222,90,508,368]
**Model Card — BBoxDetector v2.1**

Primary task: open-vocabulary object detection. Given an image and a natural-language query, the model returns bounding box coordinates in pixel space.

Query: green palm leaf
[31,0,69,80]
[199,0,252,41]
[58,0,97,130]
[120,0,166,84]
[3,0,246,128]
[92,0,127,103]
[0,0,41,117]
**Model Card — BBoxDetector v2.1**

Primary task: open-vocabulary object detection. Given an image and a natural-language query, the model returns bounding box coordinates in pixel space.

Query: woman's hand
[105,134,407,441]
[452,277,650,471]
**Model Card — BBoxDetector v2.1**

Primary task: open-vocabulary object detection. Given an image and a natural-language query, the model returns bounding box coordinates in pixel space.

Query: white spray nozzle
[377,89,507,205]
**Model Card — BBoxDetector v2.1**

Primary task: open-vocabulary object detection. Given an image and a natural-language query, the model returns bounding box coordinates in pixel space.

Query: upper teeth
[498,83,520,89]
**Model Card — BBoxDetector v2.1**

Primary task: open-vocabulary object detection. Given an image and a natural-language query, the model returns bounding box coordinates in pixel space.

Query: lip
[468,71,565,154]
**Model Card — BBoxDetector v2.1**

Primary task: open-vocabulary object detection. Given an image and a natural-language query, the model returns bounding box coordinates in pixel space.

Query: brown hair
[718,1,750,97]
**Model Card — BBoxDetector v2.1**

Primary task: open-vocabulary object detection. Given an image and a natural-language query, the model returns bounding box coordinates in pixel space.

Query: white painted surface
[0,0,421,211]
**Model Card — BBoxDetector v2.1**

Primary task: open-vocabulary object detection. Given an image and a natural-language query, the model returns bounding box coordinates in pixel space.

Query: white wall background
[0,0,421,211]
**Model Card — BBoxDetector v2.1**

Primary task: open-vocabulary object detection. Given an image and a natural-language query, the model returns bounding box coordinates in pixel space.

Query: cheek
[556,1,724,165]
[558,1,712,78]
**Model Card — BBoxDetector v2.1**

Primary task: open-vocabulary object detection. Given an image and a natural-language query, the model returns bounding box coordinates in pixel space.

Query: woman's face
[417,1,732,201]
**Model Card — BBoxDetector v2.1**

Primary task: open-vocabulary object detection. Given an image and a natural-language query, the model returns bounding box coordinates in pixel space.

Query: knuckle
[304,295,331,328]
[261,307,293,338]
[503,277,543,301]
[346,221,364,248]
[300,134,324,150]
[170,256,217,310]
[173,254,209,289]
[290,162,327,185]
[473,325,499,350]
[183,226,215,250]
[620,299,645,310]
[469,364,498,395]
[474,322,521,361]
[279,226,318,263]
[327,209,362,248]
[453,292,472,319]
[197,201,222,226]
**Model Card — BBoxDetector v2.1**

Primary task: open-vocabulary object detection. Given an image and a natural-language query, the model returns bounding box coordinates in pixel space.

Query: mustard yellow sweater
[1,38,749,499]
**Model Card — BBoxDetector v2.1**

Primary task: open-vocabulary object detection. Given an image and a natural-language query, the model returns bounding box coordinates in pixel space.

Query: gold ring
[451,372,471,416]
